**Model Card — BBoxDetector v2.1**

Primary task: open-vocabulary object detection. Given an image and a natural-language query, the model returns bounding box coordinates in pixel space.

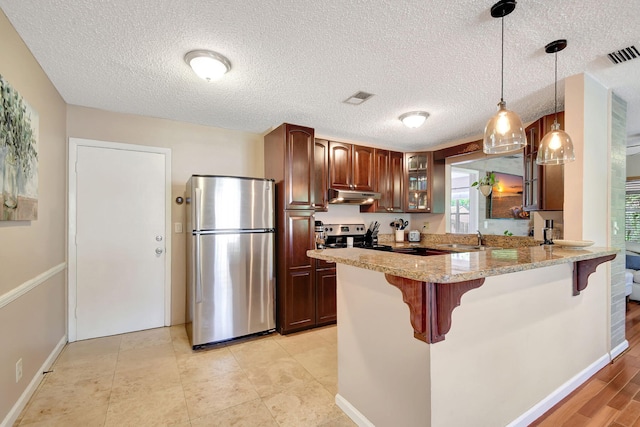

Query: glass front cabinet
[405,152,432,212]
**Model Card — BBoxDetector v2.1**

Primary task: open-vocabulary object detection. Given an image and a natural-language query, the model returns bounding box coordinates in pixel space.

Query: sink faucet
[477,230,484,246]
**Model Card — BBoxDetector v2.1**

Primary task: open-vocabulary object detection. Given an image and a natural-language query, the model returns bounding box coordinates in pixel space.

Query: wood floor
[532,301,640,426]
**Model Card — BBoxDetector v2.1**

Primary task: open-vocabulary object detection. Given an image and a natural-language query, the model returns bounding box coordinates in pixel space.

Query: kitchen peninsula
[307,246,618,426]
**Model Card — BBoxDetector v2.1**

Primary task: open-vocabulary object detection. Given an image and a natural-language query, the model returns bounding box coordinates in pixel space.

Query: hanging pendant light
[537,39,575,165]
[483,0,527,154]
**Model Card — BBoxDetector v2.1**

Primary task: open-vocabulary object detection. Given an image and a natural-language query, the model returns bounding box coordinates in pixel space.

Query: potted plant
[471,172,498,197]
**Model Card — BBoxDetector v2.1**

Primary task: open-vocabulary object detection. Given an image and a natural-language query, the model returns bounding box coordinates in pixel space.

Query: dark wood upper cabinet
[404,152,433,213]
[523,122,540,210]
[329,142,374,191]
[313,139,329,211]
[361,149,403,213]
[329,142,352,190]
[523,112,564,211]
[389,151,405,211]
[264,123,315,210]
[352,145,375,191]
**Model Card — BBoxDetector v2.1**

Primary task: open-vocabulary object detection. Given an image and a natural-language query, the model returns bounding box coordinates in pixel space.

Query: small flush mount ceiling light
[483,0,527,154]
[184,50,231,81]
[537,39,575,165]
[399,111,429,128]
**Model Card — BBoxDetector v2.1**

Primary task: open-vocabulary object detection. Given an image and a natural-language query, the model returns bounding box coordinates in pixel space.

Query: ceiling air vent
[343,91,374,105]
[607,45,639,64]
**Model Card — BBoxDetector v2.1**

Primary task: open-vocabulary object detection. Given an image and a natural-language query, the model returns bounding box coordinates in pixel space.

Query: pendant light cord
[500,16,504,102]
[554,51,558,123]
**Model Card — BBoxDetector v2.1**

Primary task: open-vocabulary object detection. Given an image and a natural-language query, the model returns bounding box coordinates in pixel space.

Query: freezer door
[190,176,274,231]
[190,231,275,346]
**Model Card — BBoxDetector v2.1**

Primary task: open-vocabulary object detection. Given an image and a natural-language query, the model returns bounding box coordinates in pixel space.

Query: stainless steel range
[323,223,452,257]
[323,223,391,250]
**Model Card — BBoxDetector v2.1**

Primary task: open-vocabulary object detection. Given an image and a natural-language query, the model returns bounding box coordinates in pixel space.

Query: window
[451,167,478,234]
[626,180,640,241]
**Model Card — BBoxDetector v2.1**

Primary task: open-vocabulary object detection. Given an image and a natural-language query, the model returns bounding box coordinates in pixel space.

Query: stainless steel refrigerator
[186,175,275,349]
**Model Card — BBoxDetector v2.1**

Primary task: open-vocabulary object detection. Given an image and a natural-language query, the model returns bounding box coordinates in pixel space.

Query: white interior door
[68,139,171,341]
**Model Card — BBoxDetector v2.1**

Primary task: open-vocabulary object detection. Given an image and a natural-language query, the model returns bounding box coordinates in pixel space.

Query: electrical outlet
[174,222,183,233]
[16,358,22,383]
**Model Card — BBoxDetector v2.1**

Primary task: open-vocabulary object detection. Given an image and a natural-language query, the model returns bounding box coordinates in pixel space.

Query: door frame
[68,138,172,342]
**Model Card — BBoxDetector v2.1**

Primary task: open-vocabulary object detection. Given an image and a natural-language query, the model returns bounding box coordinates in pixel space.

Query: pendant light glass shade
[483,0,527,155]
[537,121,575,164]
[484,100,527,154]
[536,39,575,165]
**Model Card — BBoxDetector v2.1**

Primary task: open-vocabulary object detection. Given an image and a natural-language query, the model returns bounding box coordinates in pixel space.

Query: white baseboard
[611,340,630,360]
[336,393,376,427]
[1,335,67,427]
[506,352,611,427]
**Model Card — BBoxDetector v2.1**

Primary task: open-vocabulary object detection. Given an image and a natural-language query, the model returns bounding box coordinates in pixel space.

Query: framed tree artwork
[0,74,38,221]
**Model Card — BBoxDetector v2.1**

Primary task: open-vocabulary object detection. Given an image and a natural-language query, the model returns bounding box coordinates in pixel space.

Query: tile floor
[14,324,355,426]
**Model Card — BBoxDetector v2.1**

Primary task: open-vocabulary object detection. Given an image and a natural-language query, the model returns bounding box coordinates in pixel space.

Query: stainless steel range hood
[328,188,381,205]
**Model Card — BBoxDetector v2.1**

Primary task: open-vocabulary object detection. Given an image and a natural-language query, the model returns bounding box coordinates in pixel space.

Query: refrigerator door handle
[198,228,275,235]
[194,187,202,231]
[195,233,203,304]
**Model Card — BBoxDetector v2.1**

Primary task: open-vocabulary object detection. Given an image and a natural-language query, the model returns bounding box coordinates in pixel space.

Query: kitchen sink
[435,243,502,251]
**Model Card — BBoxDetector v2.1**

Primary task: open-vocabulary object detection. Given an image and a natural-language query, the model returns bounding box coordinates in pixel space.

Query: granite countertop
[306,245,619,283]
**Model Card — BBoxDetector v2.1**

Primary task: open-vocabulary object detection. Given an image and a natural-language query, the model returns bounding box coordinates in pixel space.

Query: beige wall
[336,263,609,426]
[66,106,265,324]
[564,73,610,244]
[0,10,67,423]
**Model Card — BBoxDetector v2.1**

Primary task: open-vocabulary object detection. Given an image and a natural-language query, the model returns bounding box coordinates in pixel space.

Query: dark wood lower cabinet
[315,263,337,325]
[276,211,337,334]
[284,270,315,330]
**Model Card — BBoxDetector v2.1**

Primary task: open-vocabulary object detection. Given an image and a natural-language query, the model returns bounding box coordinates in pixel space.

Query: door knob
[155,248,164,255]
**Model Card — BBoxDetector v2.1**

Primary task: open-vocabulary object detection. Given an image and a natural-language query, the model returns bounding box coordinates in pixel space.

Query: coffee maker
[314,220,326,249]
[542,219,554,245]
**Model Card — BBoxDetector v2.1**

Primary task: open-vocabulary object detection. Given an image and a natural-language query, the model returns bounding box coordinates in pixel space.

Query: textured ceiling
[0,0,639,151]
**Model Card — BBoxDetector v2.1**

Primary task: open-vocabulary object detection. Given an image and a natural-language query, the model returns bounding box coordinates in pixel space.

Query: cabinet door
[389,151,404,212]
[314,139,329,211]
[523,121,540,211]
[540,112,564,210]
[362,149,390,213]
[405,152,431,212]
[329,142,352,190]
[375,149,390,207]
[285,125,314,209]
[316,267,337,325]
[352,144,375,191]
[523,114,564,212]
[362,149,404,213]
[281,211,315,332]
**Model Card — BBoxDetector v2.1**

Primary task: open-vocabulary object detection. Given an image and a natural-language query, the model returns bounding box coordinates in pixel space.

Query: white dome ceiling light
[399,111,429,128]
[184,50,231,81]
